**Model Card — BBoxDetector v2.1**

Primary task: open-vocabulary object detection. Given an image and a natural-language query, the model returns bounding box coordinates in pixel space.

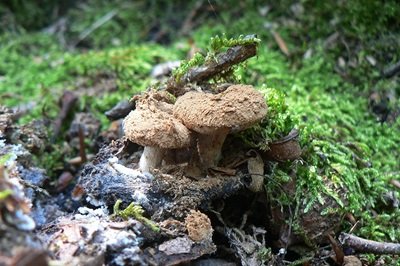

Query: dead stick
[339,232,400,255]
[167,42,257,96]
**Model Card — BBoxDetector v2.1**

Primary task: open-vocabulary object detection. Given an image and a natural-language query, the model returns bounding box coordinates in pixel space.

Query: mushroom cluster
[123,85,267,175]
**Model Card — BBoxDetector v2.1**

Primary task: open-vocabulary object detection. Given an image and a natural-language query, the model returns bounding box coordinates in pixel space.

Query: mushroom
[173,84,267,170]
[123,96,192,173]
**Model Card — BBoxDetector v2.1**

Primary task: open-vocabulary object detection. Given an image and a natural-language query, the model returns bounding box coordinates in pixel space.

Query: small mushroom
[173,85,267,171]
[123,102,192,173]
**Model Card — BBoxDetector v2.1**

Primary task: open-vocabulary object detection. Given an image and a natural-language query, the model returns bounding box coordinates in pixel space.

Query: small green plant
[112,199,160,232]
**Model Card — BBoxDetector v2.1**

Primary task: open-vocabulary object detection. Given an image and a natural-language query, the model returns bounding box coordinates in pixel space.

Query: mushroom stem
[197,128,230,169]
[139,146,164,173]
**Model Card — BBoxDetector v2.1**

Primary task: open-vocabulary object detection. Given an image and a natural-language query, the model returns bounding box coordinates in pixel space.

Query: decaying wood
[339,232,400,255]
[166,41,258,96]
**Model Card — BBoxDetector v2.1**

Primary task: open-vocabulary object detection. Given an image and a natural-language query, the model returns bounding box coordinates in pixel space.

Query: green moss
[112,199,160,232]
[208,34,261,53]
[0,32,181,175]
[221,33,399,243]
[0,33,179,125]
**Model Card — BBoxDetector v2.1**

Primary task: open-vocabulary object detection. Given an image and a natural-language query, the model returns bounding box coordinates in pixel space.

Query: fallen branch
[339,232,400,255]
[166,40,257,96]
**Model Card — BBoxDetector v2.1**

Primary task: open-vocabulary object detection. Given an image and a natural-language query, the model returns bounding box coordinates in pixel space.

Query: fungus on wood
[173,84,267,171]
[123,92,192,173]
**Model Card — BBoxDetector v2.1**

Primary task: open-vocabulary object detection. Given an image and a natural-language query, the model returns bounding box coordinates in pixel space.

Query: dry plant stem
[339,232,400,255]
[167,44,257,96]
[197,128,230,169]
[139,146,165,173]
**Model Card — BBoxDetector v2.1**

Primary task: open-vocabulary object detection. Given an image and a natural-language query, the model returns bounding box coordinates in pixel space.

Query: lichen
[112,199,160,232]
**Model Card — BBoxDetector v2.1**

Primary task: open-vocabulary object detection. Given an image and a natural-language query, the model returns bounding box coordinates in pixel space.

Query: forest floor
[0,1,399,265]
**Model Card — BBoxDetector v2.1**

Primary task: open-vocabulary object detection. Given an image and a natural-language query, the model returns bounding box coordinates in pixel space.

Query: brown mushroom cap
[173,85,267,134]
[123,107,192,149]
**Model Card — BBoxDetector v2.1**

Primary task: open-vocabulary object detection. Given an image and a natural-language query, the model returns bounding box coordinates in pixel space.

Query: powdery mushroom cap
[123,107,192,149]
[173,84,267,134]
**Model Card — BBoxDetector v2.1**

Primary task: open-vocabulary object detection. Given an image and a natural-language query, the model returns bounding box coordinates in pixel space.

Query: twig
[383,60,400,78]
[167,42,257,96]
[52,91,77,141]
[339,232,400,255]
[72,9,118,47]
